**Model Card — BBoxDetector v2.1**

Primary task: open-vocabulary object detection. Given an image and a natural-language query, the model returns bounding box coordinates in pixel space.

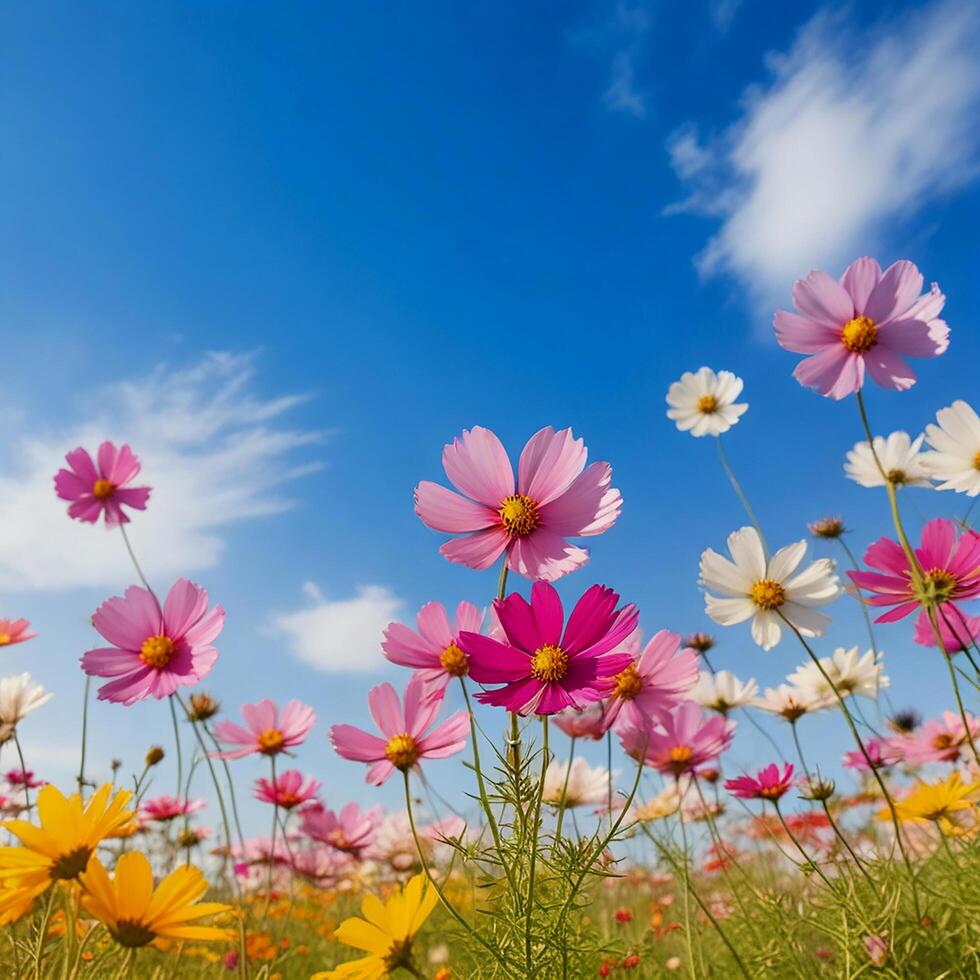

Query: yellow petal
[112,852,154,922]
[334,915,392,955]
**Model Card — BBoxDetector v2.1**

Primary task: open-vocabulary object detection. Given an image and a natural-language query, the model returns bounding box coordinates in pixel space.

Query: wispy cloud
[666,1,980,309]
[0,352,321,591]
[709,0,742,32]
[274,582,403,674]
[603,51,648,119]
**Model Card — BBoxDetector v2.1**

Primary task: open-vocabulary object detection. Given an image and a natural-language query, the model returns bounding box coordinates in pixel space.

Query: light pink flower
[725,763,794,801]
[329,676,469,786]
[553,702,609,740]
[0,620,36,649]
[54,442,151,525]
[863,935,889,968]
[774,257,948,399]
[382,600,484,698]
[141,795,206,823]
[414,426,622,581]
[253,770,321,810]
[619,701,735,776]
[300,802,382,855]
[842,737,902,771]
[913,605,980,653]
[82,580,224,705]
[900,710,980,765]
[212,699,316,760]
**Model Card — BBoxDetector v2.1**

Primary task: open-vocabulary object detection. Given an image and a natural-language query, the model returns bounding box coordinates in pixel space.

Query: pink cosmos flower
[774,257,948,399]
[414,426,622,581]
[842,737,902,771]
[553,702,609,740]
[619,701,735,777]
[458,582,638,716]
[329,676,469,786]
[4,770,45,789]
[54,442,151,525]
[900,710,980,765]
[603,630,699,735]
[212,699,316,760]
[253,770,321,810]
[725,763,795,801]
[382,600,484,697]
[141,795,206,823]
[300,802,382,855]
[0,620,36,649]
[82,580,224,705]
[913,605,980,653]
[848,518,980,626]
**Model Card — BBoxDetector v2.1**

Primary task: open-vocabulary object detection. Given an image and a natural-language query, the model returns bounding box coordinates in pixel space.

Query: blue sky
[1,0,979,832]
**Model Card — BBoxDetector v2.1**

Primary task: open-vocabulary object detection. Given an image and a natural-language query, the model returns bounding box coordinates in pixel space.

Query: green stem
[790,720,813,785]
[928,607,980,767]
[676,798,698,980]
[717,435,768,557]
[13,733,32,814]
[819,798,875,887]
[204,724,247,850]
[167,696,183,800]
[261,754,280,921]
[554,736,576,840]
[772,802,835,891]
[77,676,92,799]
[524,718,548,976]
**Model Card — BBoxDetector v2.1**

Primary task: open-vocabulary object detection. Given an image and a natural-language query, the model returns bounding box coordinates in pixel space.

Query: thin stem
[772,802,835,891]
[77,676,92,799]
[819,798,875,887]
[717,435,768,557]
[554,736,576,840]
[605,729,613,828]
[929,607,980,767]
[524,718,548,976]
[790,720,813,784]
[168,696,183,800]
[740,707,788,763]
[204,724,246,850]
[261,754,280,921]
[118,524,161,609]
[13,733,32,813]
[33,887,57,980]
[676,798,698,980]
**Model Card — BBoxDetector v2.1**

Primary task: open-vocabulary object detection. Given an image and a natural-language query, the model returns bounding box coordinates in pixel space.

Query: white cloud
[603,51,647,119]
[667,1,980,308]
[709,0,742,32]
[0,352,321,591]
[275,583,403,674]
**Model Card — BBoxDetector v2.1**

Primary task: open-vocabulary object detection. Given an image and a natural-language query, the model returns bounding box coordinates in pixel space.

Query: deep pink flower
[212,699,316,760]
[619,701,735,776]
[382,600,484,697]
[414,426,622,581]
[141,795,206,823]
[253,770,321,810]
[329,676,469,786]
[603,630,699,735]
[774,257,948,399]
[900,710,980,765]
[82,580,224,705]
[5,770,45,789]
[0,620,36,649]
[553,702,609,740]
[848,518,980,625]
[458,582,637,716]
[54,442,151,525]
[842,737,902,771]
[300,801,382,855]
[913,605,980,653]
[725,763,795,801]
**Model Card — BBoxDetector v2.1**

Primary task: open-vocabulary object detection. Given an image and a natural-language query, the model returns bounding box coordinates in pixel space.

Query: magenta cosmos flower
[0,619,36,649]
[329,676,469,786]
[725,763,795,801]
[913,606,980,653]
[414,426,622,581]
[54,442,151,525]
[141,796,206,823]
[212,699,316,760]
[603,630,699,735]
[300,802,382,855]
[81,580,223,705]
[842,737,901,772]
[848,519,980,634]
[458,581,638,716]
[619,701,735,776]
[774,257,948,399]
[253,770,321,810]
[382,600,484,697]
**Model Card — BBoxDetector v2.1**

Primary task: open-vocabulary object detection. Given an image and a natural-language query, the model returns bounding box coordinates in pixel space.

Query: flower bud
[808,516,846,539]
[145,745,165,767]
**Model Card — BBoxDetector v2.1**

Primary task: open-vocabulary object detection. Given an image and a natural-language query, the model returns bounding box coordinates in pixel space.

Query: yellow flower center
[840,315,878,353]
[750,578,786,610]
[612,663,643,700]
[670,745,693,764]
[0,633,10,646]
[439,642,468,677]
[111,920,157,948]
[498,494,540,538]
[385,733,419,769]
[886,469,907,485]
[49,846,93,881]
[759,785,785,800]
[257,728,285,754]
[326,829,350,849]
[530,643,569,683]
[139,634,175,669]
[932,733,955,750]
[923,568,957,603]
[697,394,718,414]
[92,478,115,500]
[974,450,980,471]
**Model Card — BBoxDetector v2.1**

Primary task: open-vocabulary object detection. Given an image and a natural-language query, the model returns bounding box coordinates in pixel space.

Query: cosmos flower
[808,517,846,540]
[863,935,890,968]
[140,796,205,823]
[787,647,888,704]
[631,785,682,822]
[382,600,484,698]
[300,802,382,856]
[0,620,36,649]
[4,771,46,790]
[690,669,758,715]
[53,442,151,525]
[844,432,931,489]
[212,699,316,760]
[458,582,637,716]
[552,702,609,740]
[414,425,622,581]
[665,368,748,437]
[329,677,469,786]
[700,527,840,650]
[253,770,321,810]
[913,606,980,653]
[900,711,980,765]
[773,257,948,399]
[541,758,613,808]
[921,400,980,497]
[0,674,52,726]
[753,684,822,723]
[619,701,735,777]
[842,737,902,772]
[725,763,795,801]
[82,580,224,705]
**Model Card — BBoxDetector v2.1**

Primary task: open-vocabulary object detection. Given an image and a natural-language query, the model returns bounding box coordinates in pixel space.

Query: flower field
[0,255,978,979]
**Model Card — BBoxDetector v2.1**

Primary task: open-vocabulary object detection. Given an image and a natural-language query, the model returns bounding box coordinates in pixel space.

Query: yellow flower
[79,851,232,948]
[895,773,979,826]
[312,873,438,980]
[0,784,135,923]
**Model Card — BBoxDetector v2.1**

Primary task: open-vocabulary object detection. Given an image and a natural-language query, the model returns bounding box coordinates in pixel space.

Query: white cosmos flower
[666,367,747,437]
[541,757,613,808]
[921,400,980,497]
[753,684,823,722]
[787,646,888,704]
[0,673,53,726]
[844,432,931,488]
[691,669,757,714]
[699,526,841,651]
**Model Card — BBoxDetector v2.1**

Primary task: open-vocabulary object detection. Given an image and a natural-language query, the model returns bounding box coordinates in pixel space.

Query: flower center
[257,728,285,754]
[665,745,694,773]
[277,791,301,809]
[49,846,92,881]
[974,451,980,471]
[886,469,907,485]
[92,478,115,499]
[139,634,175,669]
[759,785,785,800]
[932,733,955,750]
[697,394,718,414]
[0,633,9,646]
[499,494,540,537]
[439,641,468,677]
[750,578,785,610]
[385,733,419,769]
[384,938,413,971]
[840,315,878,353]
[530,643,569,683]
[111,920,157,948]
[612,663,643,700]
[923,567,957,603]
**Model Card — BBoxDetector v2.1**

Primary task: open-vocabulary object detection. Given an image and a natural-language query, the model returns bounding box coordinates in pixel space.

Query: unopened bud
[808,516,846,539]
[188,693,220,722]
[145,746,165,767]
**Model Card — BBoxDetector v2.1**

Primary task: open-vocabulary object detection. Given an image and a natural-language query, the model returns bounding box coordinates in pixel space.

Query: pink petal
[382,622,438,669]
[841,257,882,314]
[864,260,923,324]
[96,666,155,705]
[516,427,586,506]
[182,606,225,648]
[562,585,619,655]
[163,580,209,640]
[441,427,514,507]
[773,310,840,354]
[68,498,104,523]
[367,684,403,738]
[917,518,954,569]
[107,444,141,485]
[80,647,141,677]
[535,683,577,714]
[863,346,915,391]
[212,721,255,746]
[417,711,469,757]
[538,462,621,537]
[242,699,277,734]
[65,447,98,484]
[365,760,395,786]
[329,724,387,762]
[96,442,119,481]
[459,632,532,683]
[530,581,564,647]
[113,486,151,511]
[493,592,540,653]
[507,528,589,582]
[415,602,453,650]
[93,587,162,651]
[414,482,499,533]
[403,676,441,738]
[454,601,484,635]
[877,318,949,358]
[438,527,510,571]
[53,469,89,502]
[475,677,543,714]
[791,270,853,327]
[863,536,910,576]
